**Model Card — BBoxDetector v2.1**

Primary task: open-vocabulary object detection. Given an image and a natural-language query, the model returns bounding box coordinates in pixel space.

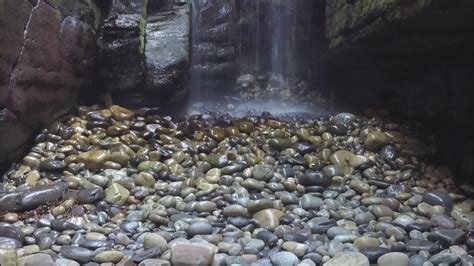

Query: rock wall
[0,0,102,172]
[97,0,191,110]
[319,0,474,180]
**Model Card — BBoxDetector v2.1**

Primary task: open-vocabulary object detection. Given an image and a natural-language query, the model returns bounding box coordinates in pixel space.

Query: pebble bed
[1,105,474,266]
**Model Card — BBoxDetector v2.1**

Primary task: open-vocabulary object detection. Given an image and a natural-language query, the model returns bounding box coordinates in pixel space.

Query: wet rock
[0,222,24,242]
[365,131,390,151]
[297,172,331,187]
[61,246,95,263]
[323,252,369,266]
[94,250,124,263]
[422,191,453,209]
[17,253,55,266]
[270,251,299,266]
[428,229,466,246]
[77,187,105,204]
[77,150,110,169]
[170,242,215,266]
[39,160,65,172]
[253,209,284,230]
[377,252,409,266]
[105,183,130,205]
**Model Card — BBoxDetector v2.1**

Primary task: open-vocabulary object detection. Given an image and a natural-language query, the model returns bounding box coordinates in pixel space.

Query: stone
[143,233,168,252]
[105,183,130,205]
[77,187,105,204]
[77,150,110,169]
[301,194,324,210]
[252,164,274,181]
[0,222,24,241]
[377,252,409,266]
[323,252,369,266]
[170,242,215,266]
[39,159,65,172]
[187,221,213,236]
[405,239,438,253]
[94,250,124,263]
[9,183,67,212]
[422,191,453,209]
[364,131,390,151]
[136,172,156,188]
[0,248,16,266]
[253,209,284,230]
[61,246,95,263]
[428,229,466,247]
[144,3,190,103]
[139,259,171,266]
[297,172,331,187]
[353,237,379,249]
[17,253,54,266]
[270,251,299,266]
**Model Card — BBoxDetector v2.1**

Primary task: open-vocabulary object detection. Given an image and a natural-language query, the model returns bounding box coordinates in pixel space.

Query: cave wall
[319,0,474,180]
[0,0,103,171]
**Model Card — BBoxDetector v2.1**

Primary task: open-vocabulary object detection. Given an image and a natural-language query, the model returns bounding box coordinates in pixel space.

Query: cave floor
[1,104,473,266]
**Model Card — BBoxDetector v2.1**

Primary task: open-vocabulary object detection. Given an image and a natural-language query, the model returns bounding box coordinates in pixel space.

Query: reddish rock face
[0,0,34,107]
[7,1,96,126]
[0,0,99,171]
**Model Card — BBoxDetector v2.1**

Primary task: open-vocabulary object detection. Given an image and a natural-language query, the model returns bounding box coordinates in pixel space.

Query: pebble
[323,252,369,266]
[0,106,471,266]
[377,252,409,266]
[170,242,215,266]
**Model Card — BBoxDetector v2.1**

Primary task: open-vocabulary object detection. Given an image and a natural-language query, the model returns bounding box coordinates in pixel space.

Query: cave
[0,0,473,265]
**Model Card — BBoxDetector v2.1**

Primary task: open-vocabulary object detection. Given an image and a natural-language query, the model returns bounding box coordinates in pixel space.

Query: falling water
[189,0,324,115]
[237,0,301,78]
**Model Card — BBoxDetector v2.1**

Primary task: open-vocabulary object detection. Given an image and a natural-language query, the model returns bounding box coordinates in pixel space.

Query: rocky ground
[1,105,474,266]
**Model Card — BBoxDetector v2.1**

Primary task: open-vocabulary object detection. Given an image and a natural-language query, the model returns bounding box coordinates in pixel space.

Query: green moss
[139,16,146,54]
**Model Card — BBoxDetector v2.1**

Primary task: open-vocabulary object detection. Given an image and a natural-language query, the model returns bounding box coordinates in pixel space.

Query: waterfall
[237,0,301,78]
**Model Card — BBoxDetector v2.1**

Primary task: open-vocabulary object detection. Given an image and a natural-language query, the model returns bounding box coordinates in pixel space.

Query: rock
[223,205,249,217]
[422,191,453,209]
[136,172,156,188]
[132,246,162,262]
[428,229,466,247]
[323,252,369,266]
[105,183,130,205]
[0,237,22,249]
[77,150,110,169]
[139,259,171,266]
[39,159,65,172]
[349,179,370,194]
[0,248,17,266]
[144,3,190,103]
[253,209,284,230]
[368,205,393,218]
[94,250,124,263]
[300,194,324,210]
[405,239,438,253]
[170,242,215,266]
[186,221,213,236]
[143,233,168,252]
[252,164,274,181]
[380,145,397,160]
[17,253,54,266]
[1,183,67,212]
[297,172,331,187]
[51,220,81,231]
[0,222,24,242]
[331,113,356,125]
[61,246,95,263]
[429,252,459,265]
[270,251,299,266]
[77,187,105,204]
[282,241,308,257]
[377,252,409,266]
[353,237,379,249]
[256,230,278,247]
[364,131,390,151]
